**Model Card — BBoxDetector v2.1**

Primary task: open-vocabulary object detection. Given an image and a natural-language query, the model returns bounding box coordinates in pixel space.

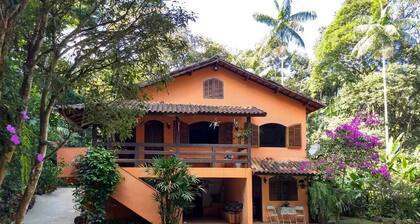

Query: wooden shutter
[288,124,302,148]
[245,122,259,147]
[218,122,233,144]
[173,121,189,144]
[203,78,223,99]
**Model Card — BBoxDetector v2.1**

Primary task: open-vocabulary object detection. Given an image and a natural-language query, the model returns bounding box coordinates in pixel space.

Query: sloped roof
[251,157,316,175]
[139,56,324,113]
[57,101,267,128]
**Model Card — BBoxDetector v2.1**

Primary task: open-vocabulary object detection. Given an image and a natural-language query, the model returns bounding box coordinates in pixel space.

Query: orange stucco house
[58,56,323,224]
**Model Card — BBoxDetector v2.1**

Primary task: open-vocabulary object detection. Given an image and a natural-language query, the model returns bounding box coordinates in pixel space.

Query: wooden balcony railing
[103,142,251,167]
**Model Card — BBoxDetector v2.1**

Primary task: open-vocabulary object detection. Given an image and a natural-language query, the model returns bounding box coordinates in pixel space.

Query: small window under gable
[203,78,223,99]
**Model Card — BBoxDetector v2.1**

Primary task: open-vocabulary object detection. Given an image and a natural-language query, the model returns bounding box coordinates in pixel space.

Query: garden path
[23,187,78,224]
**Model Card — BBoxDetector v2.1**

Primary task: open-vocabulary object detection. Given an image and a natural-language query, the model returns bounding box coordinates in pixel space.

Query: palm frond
[289,21,304,32]
[273,0,280,11]
[284,27,305,47]
[281,0,292,17]
[253,13,278,27]
[352,35,375,58]
[383,24,399,37]
[354,24,374,33]
[290,11,317,22]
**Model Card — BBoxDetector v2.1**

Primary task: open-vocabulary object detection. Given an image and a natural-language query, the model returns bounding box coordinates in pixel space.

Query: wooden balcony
[104,142,251,167]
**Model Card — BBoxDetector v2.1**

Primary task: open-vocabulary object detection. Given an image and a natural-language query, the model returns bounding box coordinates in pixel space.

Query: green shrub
[36,160,64,194]
[74,147,121,224]
[148,157,204,224]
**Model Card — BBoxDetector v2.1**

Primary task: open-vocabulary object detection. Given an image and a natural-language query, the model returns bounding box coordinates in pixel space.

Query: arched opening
[259,123,286,147]
[144,120,164,159]
[269,175,298,201]
[189,121,219,144]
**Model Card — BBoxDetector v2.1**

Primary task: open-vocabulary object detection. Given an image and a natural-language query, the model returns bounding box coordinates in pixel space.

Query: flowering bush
[301,114,390,180]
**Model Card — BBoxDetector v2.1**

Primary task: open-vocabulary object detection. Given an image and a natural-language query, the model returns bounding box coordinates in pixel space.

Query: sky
[182,0,345,58]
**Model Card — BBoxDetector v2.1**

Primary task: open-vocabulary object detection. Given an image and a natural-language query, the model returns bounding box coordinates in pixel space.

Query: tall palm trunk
[382,56,389,150]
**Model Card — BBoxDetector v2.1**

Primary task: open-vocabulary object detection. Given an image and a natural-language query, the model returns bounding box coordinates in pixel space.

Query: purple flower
[325,130,337,139]
[10,134,21,145]
[371,164,390,179]
[298,161,311,172]
[338,161,345,169]
[364,114,382,126]
[370,152,380,162]
[36,153,44,163]
[21,111,30,121]
[6,124,16,134]
[378,164,390,179]
[351,116,362,126]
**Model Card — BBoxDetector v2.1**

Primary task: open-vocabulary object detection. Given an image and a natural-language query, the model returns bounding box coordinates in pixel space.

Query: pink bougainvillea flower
[21,111,30,121]
[10,134,21,145]
[6,124,16,134]
[36,153,44,163]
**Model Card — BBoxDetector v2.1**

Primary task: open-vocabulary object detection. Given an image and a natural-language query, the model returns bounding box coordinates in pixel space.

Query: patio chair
[295,206,305,224]
[267,205,280,224]
[278,207,297,224]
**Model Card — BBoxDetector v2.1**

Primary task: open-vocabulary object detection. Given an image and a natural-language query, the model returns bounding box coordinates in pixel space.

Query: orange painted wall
[57,147,87,178]
[124,167,253,224]
[139,66,308,161]
[259,175,309,223]
[112,168,160,223]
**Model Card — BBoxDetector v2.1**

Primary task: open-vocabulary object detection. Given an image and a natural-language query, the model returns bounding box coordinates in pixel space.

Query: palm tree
[254,0,316,84]
[352,1,399,151]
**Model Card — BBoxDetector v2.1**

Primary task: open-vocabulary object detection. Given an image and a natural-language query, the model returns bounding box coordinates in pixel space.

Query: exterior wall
[139,66,308,161]
[125,167,253,224]
[259,175,309,223]
[57,147,87,178]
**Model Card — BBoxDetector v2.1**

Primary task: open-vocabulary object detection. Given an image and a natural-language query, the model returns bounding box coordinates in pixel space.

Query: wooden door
[144,120,164,160]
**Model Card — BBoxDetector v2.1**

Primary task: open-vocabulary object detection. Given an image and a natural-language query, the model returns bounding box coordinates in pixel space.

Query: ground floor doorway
[252,175,262,221]
[184,178,246,223]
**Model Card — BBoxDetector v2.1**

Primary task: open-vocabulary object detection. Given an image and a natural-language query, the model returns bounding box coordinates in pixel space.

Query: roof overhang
[251,157,316,175]
[57,101,267,128]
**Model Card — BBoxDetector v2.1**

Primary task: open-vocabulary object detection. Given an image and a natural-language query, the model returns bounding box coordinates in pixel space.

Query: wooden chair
[295,206,305,224]
[267,205,280,224]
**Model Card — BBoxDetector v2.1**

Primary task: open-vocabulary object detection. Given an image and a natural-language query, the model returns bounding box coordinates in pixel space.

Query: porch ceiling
[56,100,266,128]
[251,157,316,175]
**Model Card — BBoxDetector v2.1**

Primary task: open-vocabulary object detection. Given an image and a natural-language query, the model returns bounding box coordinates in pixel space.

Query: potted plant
[224,201,243,224]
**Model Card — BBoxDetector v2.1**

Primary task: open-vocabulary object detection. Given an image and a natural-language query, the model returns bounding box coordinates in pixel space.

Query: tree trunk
[14,98,53,224]
[382,57,389,150]
[0,145,16,186]
[0,1,49,188]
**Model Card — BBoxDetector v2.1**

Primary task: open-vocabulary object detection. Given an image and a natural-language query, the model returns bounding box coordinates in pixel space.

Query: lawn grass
[338,217,382,224]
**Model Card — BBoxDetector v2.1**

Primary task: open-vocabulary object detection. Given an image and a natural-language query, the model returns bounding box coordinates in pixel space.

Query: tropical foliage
[148,157,204,224]
[306,115,419,223]
[0,0,418,223]
[74,147,121,224]
[253,0,317,48]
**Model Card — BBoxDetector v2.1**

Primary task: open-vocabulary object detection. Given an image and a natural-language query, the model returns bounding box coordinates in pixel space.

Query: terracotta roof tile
[251,157,316,175]
[57,101,267,128]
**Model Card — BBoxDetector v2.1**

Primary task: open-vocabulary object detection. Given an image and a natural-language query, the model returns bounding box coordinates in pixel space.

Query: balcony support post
[246,116,252,167]
[175,116,181,156]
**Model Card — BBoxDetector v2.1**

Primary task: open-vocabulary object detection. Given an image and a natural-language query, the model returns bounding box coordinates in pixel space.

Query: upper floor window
[203,78,223,99]
[259,123,286,147]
